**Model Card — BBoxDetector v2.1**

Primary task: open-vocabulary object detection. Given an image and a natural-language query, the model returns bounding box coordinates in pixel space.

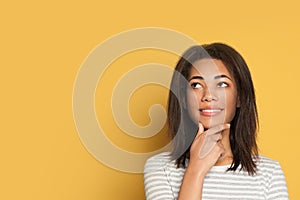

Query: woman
[143,43,289,199]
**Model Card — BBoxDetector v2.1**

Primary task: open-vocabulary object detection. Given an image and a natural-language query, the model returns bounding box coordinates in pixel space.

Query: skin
[178,59,239,200]
[186,58,239,128]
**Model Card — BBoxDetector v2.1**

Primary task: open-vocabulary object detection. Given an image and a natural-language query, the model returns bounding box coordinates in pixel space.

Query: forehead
[189,58,231,78]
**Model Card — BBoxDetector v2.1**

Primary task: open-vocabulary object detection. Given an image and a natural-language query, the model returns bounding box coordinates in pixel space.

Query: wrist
[185,162,207,181]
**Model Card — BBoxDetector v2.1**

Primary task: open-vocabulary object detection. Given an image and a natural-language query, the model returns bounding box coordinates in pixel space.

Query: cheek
[227,89,238,106]
[186,88,199,107]
[186,90,200,122]
[225,93,238,120]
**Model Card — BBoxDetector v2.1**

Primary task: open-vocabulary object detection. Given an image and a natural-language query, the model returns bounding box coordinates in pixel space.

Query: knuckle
[218,124,224,129]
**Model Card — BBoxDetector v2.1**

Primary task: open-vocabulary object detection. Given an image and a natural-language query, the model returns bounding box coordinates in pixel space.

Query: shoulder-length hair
[168,43,258,175]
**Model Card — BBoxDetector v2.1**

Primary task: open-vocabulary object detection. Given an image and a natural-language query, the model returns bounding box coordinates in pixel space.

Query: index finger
[205,123,230,136]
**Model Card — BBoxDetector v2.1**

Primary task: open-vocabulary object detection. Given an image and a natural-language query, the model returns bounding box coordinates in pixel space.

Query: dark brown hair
[167,43,258,175]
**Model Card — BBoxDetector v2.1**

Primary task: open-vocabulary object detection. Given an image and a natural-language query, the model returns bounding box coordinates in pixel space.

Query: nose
[201,88,217,102]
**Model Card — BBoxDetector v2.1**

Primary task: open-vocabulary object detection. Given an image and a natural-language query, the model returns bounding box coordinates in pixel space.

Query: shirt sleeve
[143,156,175,200]
[267,162,289,200]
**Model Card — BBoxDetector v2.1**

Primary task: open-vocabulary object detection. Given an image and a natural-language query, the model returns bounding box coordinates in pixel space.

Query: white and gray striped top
[144,152,289,200]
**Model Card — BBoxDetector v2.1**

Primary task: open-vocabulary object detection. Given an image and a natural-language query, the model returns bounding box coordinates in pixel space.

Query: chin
[200,119,225,129]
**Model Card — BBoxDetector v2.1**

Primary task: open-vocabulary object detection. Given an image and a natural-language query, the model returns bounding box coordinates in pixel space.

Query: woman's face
[186,58,239,128]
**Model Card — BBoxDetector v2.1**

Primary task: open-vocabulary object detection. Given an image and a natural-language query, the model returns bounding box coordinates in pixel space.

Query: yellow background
[1,0,299,199]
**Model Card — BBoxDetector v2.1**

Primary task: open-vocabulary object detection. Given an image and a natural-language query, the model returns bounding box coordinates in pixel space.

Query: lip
[199,107,223,117]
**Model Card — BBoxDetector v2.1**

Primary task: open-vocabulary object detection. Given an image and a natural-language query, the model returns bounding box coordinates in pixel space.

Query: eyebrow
[188,74,232,81]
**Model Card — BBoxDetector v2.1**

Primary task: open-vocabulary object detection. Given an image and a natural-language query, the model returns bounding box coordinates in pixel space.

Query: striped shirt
[144,152,289,200]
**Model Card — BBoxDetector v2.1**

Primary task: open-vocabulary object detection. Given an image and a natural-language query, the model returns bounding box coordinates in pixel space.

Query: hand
[189,123,230,175]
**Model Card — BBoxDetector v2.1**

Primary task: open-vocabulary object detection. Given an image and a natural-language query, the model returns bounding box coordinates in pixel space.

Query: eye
[217,82,229,88]
[190,82,202,89]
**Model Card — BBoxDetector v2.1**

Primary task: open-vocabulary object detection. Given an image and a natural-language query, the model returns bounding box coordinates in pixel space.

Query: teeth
[201,109,221,112]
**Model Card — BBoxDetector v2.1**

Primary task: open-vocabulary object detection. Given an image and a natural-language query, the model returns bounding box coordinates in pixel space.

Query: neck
[215,128,233,166]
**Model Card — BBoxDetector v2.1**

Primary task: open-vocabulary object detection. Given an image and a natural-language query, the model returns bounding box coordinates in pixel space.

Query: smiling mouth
[199,109,223,116]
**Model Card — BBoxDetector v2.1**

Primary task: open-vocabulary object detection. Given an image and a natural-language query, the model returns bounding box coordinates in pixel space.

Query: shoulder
[256,155,281,167]
[256,156,289,198]
[143,152,181,199]
[143,152,174,173]
[256,155,284,175]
